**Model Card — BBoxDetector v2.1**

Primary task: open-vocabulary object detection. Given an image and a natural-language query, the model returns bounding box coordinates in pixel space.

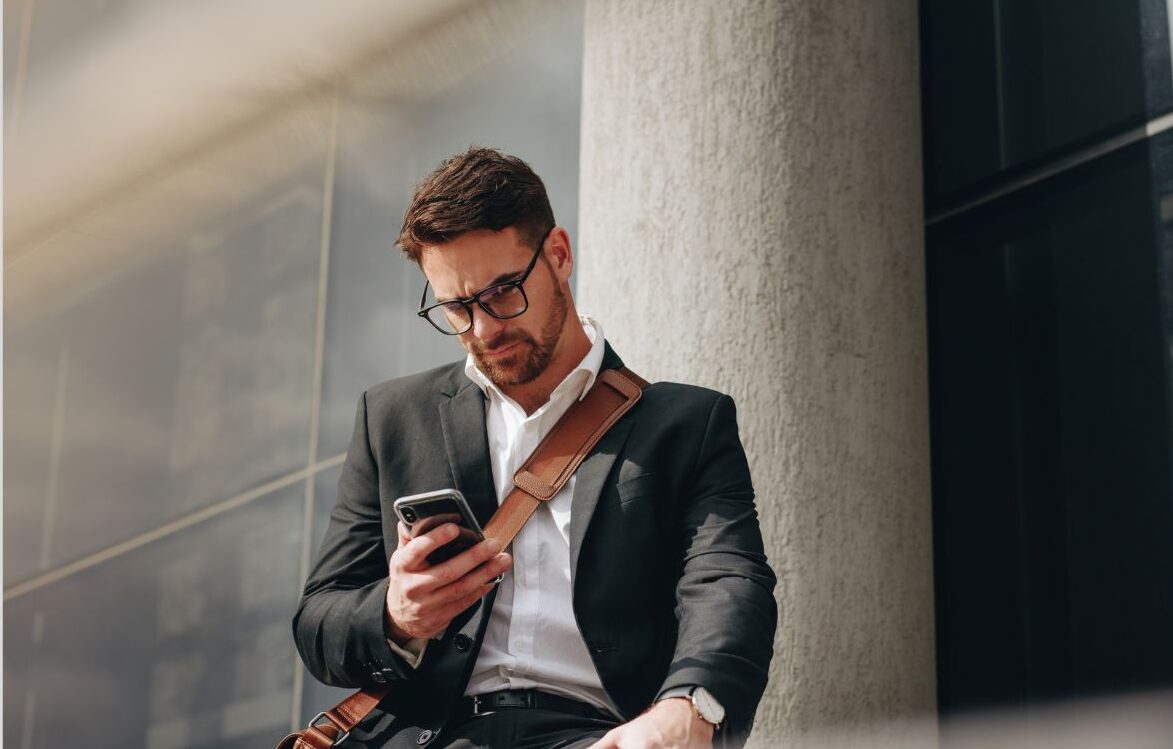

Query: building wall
[3,2,585,746]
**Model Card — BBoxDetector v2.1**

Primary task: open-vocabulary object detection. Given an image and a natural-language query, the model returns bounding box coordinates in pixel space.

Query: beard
[471,283,569,388]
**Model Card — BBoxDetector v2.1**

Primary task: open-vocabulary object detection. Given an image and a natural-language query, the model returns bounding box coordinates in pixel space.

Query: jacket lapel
[569,341,639,581]
[568,415,637,583]
[438,378,498,528]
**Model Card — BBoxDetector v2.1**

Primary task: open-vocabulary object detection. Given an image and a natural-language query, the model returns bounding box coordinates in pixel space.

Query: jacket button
[417,728,434,745]
[454,634,471,652]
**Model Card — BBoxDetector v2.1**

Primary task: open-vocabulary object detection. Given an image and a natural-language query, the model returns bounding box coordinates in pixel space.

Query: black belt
[455,690,614,721]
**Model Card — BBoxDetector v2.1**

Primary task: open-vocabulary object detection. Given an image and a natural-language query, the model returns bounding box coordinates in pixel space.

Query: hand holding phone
[384,490,512,642]
[394,489,487,565]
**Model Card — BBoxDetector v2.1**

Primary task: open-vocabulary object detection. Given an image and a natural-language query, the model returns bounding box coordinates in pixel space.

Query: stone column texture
[577,1,937,745]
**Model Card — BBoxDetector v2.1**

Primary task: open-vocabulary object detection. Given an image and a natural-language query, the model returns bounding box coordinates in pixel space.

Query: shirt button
[454,634,471,652]
[417,729,434,745]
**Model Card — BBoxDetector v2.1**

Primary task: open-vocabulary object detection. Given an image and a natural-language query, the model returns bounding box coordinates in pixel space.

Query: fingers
[398,569,504,639]
[423,583,497,633]
[395,522,461,571]
[388,524,511,639]
[431,552,512,606]
[403,552,511,635]
[427,536,504,585]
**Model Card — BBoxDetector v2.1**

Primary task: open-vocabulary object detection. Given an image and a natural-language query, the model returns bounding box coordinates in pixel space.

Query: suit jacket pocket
[616,472,659,505]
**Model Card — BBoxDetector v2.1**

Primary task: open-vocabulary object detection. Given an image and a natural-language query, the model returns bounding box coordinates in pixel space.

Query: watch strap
[657,686,696,701]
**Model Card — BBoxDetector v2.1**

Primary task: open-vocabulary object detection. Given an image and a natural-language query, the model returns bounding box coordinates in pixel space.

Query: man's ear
[546,226,574,281]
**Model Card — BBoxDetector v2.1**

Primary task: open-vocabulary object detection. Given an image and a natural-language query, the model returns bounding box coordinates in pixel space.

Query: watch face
[693,687,725,725]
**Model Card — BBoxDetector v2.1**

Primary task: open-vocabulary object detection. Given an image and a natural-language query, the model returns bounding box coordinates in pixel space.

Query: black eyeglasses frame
[416,228,552,336]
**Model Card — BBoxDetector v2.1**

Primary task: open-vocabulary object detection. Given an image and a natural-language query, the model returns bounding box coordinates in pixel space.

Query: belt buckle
[471,695,489,716]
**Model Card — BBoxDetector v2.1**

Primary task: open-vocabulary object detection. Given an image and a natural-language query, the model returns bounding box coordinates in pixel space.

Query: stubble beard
[472,283,569,388]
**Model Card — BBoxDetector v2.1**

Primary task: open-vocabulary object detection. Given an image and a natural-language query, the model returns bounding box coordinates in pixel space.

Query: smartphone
[393,489,487,566]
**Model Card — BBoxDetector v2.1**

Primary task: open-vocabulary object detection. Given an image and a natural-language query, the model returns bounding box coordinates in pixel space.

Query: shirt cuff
[386,636,429,669]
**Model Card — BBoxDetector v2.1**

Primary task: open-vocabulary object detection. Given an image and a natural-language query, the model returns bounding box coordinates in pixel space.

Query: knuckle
[435,582,462,606]
[477,542,498,560]
[452,579,477,601]
[397,549,422,570]
[408,537,434,555]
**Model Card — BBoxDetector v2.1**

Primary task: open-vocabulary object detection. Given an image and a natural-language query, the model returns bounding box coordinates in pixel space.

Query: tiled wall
[3,2,585,746]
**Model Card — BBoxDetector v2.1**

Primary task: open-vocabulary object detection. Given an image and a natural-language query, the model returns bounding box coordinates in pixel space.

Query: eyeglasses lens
[428,303,471,334]
[479,285,526,318]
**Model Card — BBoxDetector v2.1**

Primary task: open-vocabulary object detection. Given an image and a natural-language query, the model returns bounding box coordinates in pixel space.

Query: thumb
[587,730,618,749]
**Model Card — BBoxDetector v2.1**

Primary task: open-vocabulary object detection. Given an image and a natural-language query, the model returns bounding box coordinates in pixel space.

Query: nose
[468,304,505,342]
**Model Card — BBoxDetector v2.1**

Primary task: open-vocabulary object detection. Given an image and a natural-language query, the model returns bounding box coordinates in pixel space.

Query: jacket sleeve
[656,394,779,744]
[292,391,416,687]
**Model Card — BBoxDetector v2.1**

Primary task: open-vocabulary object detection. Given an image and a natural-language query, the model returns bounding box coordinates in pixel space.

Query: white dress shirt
[460,314,620,717]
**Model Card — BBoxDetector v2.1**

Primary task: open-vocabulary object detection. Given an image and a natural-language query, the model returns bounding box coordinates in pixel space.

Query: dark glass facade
[922,0,1173,724]
[922,0,1172,212]
[2,3,585,747]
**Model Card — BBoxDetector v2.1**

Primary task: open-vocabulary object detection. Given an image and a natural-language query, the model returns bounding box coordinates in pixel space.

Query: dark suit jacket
[293,344,778,748]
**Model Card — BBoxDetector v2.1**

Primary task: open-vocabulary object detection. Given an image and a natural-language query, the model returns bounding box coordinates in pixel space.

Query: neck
[501,316,593,415]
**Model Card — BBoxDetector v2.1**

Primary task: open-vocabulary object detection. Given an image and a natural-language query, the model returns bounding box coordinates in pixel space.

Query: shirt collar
[464,315,606,404]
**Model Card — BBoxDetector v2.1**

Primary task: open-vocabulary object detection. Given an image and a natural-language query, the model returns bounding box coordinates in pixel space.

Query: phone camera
[401,507,418,524]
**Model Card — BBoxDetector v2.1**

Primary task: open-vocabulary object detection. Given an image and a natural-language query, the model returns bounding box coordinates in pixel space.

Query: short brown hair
[396,146,555,262]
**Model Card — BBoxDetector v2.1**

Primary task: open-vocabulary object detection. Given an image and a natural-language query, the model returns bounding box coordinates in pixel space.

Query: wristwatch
[657,685,725,730]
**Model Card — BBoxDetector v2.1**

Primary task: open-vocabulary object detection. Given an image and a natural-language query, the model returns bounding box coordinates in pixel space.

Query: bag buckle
[308,711,350,746]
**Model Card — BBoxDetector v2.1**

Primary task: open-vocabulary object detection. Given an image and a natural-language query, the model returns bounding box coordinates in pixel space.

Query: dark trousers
[435,708,620,749]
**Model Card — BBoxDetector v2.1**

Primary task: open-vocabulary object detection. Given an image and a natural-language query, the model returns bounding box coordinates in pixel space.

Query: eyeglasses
[416,229,551,336]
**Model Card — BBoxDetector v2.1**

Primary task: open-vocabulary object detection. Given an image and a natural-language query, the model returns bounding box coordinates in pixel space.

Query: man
[293,147,777,749]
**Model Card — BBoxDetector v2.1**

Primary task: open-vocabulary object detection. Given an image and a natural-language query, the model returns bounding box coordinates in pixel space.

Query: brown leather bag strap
[277,686,390,748]
[483,367,646,548]
[280,366,647,748]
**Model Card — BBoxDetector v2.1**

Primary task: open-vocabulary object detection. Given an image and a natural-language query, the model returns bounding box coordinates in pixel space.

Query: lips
[483,341,520,357]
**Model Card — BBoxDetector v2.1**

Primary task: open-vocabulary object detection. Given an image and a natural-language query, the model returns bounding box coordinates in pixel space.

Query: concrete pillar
[577,1,937,745]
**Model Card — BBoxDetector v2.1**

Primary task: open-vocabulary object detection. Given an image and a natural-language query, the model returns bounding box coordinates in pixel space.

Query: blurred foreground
[753,690,1173,748]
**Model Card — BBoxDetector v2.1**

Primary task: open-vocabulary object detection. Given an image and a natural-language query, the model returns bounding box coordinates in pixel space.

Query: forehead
[419,227,533,297]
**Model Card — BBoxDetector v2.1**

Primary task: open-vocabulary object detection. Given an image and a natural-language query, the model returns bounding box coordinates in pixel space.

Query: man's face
[419,226,571,388]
